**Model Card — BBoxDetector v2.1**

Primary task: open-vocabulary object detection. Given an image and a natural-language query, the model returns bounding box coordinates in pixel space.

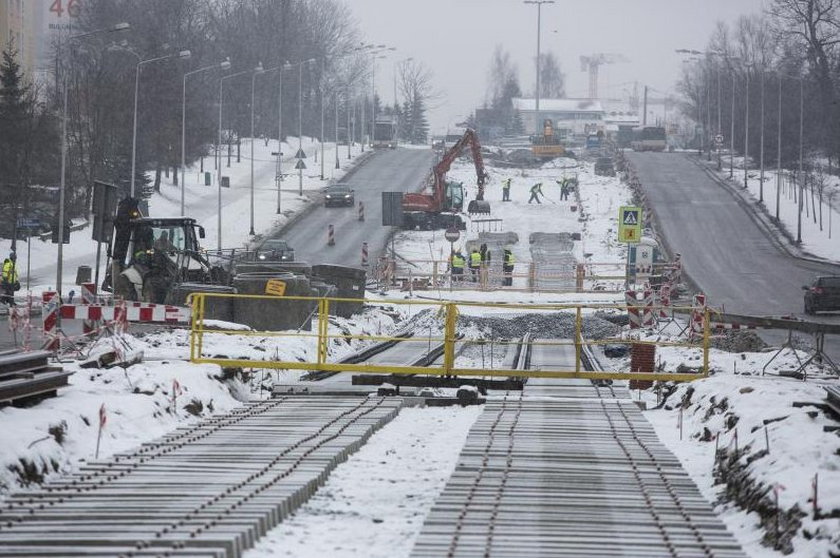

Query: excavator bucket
[467,199,491,214]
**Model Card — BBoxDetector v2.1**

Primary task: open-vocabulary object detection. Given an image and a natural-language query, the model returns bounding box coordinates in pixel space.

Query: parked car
[324,184,355,207]
[255,239,295,262]
[803,275,840,314]
[594,157,616,177]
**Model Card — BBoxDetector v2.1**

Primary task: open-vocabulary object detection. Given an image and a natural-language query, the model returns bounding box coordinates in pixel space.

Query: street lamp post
[130,50,191,197]
[743,66,750,189]
[797,75,804,243]
[730,70,736,179]
[218,66,259,251]
[759,69,765,203]
[776,73,782,220]
[56,23,129,299]
[182,58,230,216]
[249,62,266,235]
[524,0,554,136]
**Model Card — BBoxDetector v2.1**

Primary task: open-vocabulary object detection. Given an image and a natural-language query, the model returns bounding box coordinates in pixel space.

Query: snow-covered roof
[512,98,604,113]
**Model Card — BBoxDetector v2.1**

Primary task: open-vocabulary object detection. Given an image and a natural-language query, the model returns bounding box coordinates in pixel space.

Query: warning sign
[618,206,642,244]
[265,279,287,296]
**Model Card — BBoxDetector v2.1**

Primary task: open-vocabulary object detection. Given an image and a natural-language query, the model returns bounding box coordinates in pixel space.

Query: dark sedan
[324,184,355,207]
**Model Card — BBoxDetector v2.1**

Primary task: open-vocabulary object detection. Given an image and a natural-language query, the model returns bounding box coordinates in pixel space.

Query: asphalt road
[629,152,840,362]
[279,148,434,267]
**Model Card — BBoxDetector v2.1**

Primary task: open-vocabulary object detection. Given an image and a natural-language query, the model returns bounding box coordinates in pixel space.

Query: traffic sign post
[618,206,643,289]
[295,148,307,195]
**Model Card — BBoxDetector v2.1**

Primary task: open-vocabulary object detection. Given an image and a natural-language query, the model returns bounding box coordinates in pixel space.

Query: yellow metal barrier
[187,292,711,382]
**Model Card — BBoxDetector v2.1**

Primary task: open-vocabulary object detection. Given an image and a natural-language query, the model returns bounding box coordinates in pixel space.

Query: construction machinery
[401,128,490,230]
[531,118,566,159]
[579,53,628,99]
[103,197,230,304]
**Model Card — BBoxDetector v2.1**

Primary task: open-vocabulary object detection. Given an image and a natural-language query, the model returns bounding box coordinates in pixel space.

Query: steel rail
[410,339,747,558]
[0,396,403,557]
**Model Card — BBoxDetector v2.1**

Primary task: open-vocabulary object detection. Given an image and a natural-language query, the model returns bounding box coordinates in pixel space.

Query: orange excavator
[401,128,490,230]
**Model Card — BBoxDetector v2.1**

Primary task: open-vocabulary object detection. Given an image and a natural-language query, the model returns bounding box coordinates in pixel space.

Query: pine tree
[0,40,33,194]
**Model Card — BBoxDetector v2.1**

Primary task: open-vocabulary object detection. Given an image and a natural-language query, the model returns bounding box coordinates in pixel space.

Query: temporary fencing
[188,292,710,382]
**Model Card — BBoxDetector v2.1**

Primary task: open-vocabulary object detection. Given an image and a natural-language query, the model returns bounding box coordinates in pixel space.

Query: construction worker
[450,250,465,282]
[468,248,481,282]
[558,179,570,201]
[1,253,19,306]
[502,178,512,201]
[528,182,543,204]
[503,249,515,286]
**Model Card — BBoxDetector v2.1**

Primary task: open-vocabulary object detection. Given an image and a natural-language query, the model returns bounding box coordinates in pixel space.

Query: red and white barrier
[690,293,707,338]
[81,282,97,335]
[361,242,369,266]
[59,303,190,323]
[358,201,365,222]
[42,291,60,351]
[327,224,335,246]
[658,282,672,319]
[641,287,656,327]
[626,289,641,329]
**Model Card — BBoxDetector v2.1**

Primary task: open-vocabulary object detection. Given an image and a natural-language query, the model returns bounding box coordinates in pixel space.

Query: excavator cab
[103,197,222,303]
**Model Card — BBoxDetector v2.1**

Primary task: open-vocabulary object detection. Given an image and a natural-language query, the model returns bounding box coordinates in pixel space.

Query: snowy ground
[1,146,839,557]
[1,137,368,295]
[704,153,840,263]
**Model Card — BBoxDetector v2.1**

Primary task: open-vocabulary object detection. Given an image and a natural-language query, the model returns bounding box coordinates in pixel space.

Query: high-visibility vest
[504,251,515,266]
[531,183,542,194]
[469,252,481,267]
[2,260,18,283]
[451,254,465,269]
[503,179,511,189]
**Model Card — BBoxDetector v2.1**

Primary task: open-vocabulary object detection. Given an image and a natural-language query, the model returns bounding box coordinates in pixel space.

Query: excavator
[102,197,231,304]
[401,128,490,230]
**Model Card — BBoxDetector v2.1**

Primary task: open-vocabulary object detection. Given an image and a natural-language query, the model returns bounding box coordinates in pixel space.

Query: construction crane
[579,53,628,99]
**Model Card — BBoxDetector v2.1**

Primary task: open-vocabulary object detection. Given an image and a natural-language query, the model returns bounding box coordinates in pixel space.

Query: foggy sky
[344,0,767,134]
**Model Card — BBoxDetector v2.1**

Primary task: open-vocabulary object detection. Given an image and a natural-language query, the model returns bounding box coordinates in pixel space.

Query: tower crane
[579,53,629,99]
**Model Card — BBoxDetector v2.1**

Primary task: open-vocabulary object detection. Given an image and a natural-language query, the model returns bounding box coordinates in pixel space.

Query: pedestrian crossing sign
[618,206,642,244]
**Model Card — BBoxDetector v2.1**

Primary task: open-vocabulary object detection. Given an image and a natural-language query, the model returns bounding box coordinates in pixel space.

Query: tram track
[0,396,403,558]
[409,339,747,558]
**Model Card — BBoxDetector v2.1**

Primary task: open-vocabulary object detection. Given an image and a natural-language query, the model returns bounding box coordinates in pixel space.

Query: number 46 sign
[50,0,82,18]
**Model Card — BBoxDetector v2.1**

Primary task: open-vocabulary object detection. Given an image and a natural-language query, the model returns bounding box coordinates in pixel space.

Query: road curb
[689,155,840,270]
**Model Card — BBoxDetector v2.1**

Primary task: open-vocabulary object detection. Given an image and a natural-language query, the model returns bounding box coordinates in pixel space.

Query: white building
[512,98,605,136]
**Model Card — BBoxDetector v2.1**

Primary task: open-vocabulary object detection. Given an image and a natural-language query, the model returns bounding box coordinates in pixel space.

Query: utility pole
[642,85,648,126]
[524,1,554,135]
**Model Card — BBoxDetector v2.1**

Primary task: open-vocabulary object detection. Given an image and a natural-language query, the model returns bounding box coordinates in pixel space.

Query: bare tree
[538,52,565,98]
[399,60,439,144]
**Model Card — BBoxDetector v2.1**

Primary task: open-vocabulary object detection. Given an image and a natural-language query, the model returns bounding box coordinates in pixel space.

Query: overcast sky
[343,0,767,134]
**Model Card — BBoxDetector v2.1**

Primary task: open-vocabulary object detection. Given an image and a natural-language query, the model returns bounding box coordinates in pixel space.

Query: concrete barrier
[312,264,366,318]
[170,283,236,322]
[233,272,314,331]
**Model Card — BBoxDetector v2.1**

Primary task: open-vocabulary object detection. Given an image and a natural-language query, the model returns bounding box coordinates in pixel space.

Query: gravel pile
[710,330,769,353]
[459,312,620,340]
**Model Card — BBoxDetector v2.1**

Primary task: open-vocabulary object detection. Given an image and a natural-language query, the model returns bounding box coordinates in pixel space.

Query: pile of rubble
[710,330,769,353]
[459,312,620,340]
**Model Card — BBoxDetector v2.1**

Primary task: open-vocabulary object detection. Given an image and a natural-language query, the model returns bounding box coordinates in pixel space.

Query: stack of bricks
[629,343,656,390]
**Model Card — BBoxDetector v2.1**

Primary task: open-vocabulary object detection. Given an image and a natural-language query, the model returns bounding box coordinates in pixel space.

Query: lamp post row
[677,49,807,244]
[53,31,394,290]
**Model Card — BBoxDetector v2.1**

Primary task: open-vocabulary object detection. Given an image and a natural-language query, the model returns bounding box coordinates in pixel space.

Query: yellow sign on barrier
[187,293,711,382]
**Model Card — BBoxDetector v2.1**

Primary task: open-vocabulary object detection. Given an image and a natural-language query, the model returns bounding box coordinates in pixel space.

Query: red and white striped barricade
[81,282,97,335]
[626,289,642,329]
[658,282,672,320]
[361,242,369,266]
[41,291,60,351]
[689,293,707,338]
[641,287,656,327]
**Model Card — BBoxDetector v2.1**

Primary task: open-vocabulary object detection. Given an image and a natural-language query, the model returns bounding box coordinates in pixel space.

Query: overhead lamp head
[255,61,264,72]
[178,50,191,59]
[112,22,130,32]
[220,59,231,70]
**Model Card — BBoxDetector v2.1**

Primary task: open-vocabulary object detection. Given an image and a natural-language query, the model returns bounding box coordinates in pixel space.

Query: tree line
[0,0,436,224]
[678,0,840,172]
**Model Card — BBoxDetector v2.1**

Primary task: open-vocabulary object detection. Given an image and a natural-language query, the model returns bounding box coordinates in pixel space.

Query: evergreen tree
[0,40,33,196]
